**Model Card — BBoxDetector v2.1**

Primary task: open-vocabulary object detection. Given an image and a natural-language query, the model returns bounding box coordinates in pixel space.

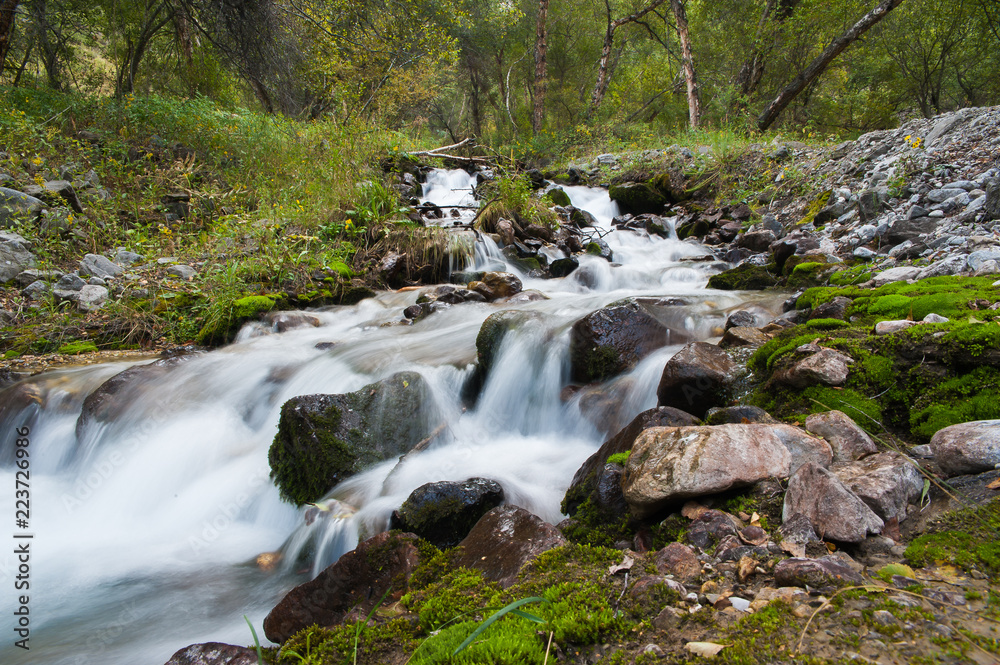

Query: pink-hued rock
[805,410,878,462]
[832,451,925,522]
[929,419,1000,476]
[782,462,883,543]
[455,505,566,588]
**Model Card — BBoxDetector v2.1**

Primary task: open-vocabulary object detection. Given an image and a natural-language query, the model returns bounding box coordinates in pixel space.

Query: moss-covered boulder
[608,182,666,215]
[707,263,781,291]
[196,293,283,346]
[543,187,572,207]
[268,372,439,505]
[475,310,545,377]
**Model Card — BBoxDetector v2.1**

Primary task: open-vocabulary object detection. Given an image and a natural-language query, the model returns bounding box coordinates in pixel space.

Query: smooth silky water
[0,172,782,664]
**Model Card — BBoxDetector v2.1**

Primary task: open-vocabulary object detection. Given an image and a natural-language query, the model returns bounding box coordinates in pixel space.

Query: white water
[0,172,783,665]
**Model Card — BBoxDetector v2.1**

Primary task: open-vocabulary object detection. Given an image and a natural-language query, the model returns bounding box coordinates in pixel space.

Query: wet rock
[773,348,852,389]
[163,643,259,665]
[928,419,1000,476]
[654,542,701,581]
[76,357,188,439]
[707,263,781,290]
[656,342,740,418]
[719,326,769,349]
[264,312,322,333]
[455,505,566,588]
[686,510,738,550]
[704,405,778,425]
[725,310,758,330]
[0,231,36,282]
[773,556,863,588]
[79,253,123,280]
[782,462,883,542]
[469,271,522,301]
[570,301,671,383]
[476,310,545,377]
[563,406,700,516]
[268,372,439,505]
[0,187,44,227]
[549,256,579,277]
[586,238,614,261]
[263,531,421,643]
[390,478,505,549]
[805,410,878,462]
[621,425,795,518]
[832,452,925,522]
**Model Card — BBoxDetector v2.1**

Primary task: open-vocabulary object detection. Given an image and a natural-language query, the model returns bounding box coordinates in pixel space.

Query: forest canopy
[1,0,999,142]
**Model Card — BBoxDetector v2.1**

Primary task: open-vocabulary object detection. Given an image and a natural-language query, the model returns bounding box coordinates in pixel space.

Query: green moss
[606,451,630,465]
[798,190,832,226]
[707,263,781,291]
[57,340,98,355]
[278,618,419,665]
[543,188,571,207]
[408,616,545,664]
[268,399,348,505]
[905,499,1000,575]
[909,366,1000,439]
[412,568,503,631]
[196,292,281,346]
[803,318,851,330]
[830,265,874,286]
[560,495,633,547]
[801,386,882,423]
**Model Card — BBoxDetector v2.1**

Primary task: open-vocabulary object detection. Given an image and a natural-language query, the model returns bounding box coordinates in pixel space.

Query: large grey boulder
[621,424,798,518]
[656,342,740,418]
[832,451,925,523]
[774,348,852,388]
[929,420,1000,476]
[268,372,440,505]
[24,180,83,213]
[0,232,36,283]
[805,410,878,462]
[783,462,884,542]
[0,187,44,227]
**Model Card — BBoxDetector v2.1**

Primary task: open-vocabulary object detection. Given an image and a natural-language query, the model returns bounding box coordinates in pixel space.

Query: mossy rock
[476,310,545,376]
[196,293,283,346]
[543,187,572,207]
[798,190,832,226]
[676,219,711,240]
[905,498,1000,575]
[268,372,439,505]
[786,261,836,288]
[608,182,666,215]
[707,263,781,291]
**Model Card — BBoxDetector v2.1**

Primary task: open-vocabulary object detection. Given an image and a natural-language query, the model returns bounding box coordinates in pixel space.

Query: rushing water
[0,172,782,665]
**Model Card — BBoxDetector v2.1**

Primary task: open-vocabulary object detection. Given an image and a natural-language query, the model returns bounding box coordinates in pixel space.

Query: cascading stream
[0,170,781,665]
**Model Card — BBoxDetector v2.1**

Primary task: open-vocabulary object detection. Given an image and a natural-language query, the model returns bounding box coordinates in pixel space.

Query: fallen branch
[407,137,491,164]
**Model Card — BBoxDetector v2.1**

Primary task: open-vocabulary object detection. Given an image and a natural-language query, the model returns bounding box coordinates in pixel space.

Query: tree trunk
[0,0,19,72]
[670,0,700,129]
[532,0,548,134]
[757,0,905,131]
[587,0,668,117]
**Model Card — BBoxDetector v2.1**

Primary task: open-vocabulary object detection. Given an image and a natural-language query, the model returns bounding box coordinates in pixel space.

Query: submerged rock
[475,310,546,377]
[263,531,421,643]
[268,372,438,505]
[390,477,505,549]
[455,505,566,588]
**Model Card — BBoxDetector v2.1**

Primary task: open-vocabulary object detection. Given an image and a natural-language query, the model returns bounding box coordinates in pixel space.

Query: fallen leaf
[737,556,757,583]
[987,478,1000,490]
[750,512,761,526]
[686,642,729,657]
[682,501,708,520]
[780,540,806,558]
[609,554,634,575]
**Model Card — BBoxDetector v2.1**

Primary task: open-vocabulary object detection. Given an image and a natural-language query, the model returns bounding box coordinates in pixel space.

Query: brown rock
[656,342,741,418]
[263,531,421,643]
[773,556,864,588]
[687,510,739,550]
[832,451,925,522]
[782,462,883,542]
[805,410,877,462]
[774,348,852,388]
[473,271,522,301]
[622,425,796,518]
[570,302,676,382]
[163,643,259,665]
[455,505,566,588]
[654,542,701,581]
[719,326,770,349]
[929,419,1000,477]
[563,406,700,516]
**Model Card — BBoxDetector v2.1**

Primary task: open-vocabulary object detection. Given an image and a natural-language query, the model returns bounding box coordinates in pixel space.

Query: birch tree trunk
[670,0,700,129]
[532,0,548,134]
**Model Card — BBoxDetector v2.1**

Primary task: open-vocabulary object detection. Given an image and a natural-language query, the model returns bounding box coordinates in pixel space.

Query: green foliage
[905,499,1000,575]
[606,451,630,465]
[412,568,502,631]
[408,617,545,664]
[909,366,1000,439]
